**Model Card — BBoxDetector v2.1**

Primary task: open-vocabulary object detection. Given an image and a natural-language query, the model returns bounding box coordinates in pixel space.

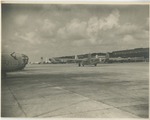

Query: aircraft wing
[62,58,87,63]
[73,58,88,63]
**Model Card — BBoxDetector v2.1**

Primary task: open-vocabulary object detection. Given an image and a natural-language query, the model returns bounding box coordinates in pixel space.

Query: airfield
[1,62,149,118]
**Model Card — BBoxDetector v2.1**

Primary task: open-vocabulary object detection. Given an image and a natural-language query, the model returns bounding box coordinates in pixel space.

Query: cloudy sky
[2,4,149,62]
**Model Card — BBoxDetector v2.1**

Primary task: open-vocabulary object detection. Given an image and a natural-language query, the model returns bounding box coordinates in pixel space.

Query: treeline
[109,48,149,58]
[57,48,149,59]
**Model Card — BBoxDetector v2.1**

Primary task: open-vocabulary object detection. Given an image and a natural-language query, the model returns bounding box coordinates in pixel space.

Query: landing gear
[78,63,81,67]
[94,64,97,66]
[78,63,84,67]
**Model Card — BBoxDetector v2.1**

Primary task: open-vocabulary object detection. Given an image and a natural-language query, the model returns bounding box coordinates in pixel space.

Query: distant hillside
[110,48,149,58]
[56,48,149,59]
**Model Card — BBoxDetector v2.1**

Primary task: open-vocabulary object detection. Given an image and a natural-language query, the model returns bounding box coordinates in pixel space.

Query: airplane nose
[22,54,29,65]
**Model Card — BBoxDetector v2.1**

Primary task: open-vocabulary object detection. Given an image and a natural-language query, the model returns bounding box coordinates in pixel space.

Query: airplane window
[10,52,18,60]
[22,54,29,64]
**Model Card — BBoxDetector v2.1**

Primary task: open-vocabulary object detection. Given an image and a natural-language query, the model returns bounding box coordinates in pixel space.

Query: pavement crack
[55,87,140,118]
[34,99,90,117]
[47,107,117,117]
[8,87,28,117]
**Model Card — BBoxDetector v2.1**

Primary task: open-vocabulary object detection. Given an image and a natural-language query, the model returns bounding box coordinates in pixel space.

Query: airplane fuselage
[2,52,29,73]
[78,58,99,66]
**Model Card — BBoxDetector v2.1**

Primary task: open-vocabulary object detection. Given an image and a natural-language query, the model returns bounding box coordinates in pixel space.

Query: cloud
[88,38,97,44]
[117,23,139,35]
[87,17,99,40]
[120,33,148,49]
[67,19,87,38]
[2,4,149,61]
[57,27,67,39]
[134,30,149,40]
[116,22,148,42]
[72,39,86,46]
[56,9,120,45]
[86,9,120,44]
[37,19,57,39]
[42,19,56,31]
[57,18,87,40]
[14,14,28,26]
[123,35,136,43]
[14,32,41,44]
[99,9,120,30]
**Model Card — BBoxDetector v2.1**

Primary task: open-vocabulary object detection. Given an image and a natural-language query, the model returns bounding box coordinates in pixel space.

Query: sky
[2,4,149,62]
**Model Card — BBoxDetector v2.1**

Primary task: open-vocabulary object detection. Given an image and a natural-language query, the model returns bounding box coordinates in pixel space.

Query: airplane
[76,53,109,67]
[49,58,66,64]
[49,53,109,67]
[97,53,110,63]
[1,52,29,77]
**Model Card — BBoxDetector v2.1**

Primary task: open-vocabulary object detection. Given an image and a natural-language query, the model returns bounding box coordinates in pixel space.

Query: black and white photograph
[1,3,149,118]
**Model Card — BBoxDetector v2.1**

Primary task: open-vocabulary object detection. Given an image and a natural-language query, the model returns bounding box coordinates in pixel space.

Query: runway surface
[1,63,149,118]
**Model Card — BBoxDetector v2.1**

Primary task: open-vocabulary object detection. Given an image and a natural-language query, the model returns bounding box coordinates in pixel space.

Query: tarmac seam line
[59,87,140,118]
[46,107,139,118]
[34,99,90,117]
[116,103,149,118]
[8,86,28,117]
[96,99,143,118]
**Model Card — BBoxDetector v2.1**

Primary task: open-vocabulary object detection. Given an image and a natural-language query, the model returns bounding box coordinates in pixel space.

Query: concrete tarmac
[1,63,149,118]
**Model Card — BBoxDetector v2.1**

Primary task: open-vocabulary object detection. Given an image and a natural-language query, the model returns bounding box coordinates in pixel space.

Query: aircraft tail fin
[106,53,109,59]
[75,55,78,60]
[49,58,56,63]
[105,53,109,63]
[95,54,98,58]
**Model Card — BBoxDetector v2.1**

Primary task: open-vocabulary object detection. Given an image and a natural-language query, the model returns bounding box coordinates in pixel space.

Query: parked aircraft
[76,53,98,66]
[98,53,110,63]
[76,53,109,67]
[2,52,29,76]
[49,53,109,66]
[49,58,66,64]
